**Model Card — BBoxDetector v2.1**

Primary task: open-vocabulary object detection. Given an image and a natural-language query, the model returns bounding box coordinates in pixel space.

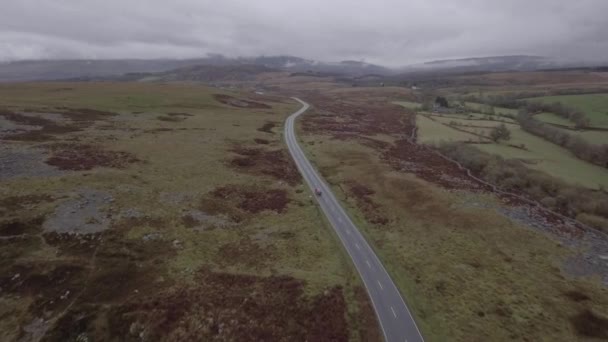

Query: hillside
[0,56,392,82]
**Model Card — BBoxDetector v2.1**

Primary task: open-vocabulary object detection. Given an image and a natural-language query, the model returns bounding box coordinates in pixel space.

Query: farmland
[528,93,608,128]
[397,99,608,190]
[0,82,379,342]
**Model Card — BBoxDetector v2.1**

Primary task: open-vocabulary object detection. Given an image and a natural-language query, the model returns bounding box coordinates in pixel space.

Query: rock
[129,322,139,335]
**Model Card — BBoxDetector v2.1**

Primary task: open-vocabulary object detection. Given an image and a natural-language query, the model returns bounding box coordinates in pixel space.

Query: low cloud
[1,0,607,66]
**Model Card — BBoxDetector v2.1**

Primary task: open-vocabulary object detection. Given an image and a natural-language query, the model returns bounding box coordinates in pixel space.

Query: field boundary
[408,124,608,239]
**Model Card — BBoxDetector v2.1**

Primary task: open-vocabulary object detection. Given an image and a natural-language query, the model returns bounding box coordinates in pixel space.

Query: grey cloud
[1,0,607,66]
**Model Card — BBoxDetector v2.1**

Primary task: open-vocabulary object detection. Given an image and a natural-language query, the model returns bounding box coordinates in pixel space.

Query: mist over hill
[0,54,605,82]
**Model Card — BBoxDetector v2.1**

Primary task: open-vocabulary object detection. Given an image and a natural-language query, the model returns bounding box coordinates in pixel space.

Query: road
[284,98,425,342]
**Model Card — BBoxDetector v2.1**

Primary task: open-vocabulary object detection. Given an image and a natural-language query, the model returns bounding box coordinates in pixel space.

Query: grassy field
[532,110,608,145]
[416,115,487,144]
[465,102,518,116]
[534,112,575,127]
[297,121,608,342]
[393,100,421,110]
[415,112,608,189]
[0,83,379,341]
[528,93,608,128]
[479,126,608,189]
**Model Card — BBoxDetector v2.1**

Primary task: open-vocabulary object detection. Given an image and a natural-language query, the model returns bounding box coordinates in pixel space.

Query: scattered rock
[0,144,65,180]
[43,189,111,234]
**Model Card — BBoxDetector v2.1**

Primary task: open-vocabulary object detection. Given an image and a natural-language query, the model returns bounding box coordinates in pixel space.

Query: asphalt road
[284,98,425,342]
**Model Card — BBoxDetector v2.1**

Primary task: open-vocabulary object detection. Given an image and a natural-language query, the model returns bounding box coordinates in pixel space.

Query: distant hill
[0,59,215,82]
[0,55,392,82]
[400,55,577,74]
[122,64,278,83]
[2,54,604,83]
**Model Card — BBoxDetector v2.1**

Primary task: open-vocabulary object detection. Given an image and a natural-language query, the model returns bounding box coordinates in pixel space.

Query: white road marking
[391,306,397,318]
[366,260,371,268]
[355,243,361,250]
[377,280,384,290]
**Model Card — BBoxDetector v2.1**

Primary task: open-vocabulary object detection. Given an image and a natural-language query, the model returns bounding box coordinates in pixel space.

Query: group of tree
[517,110,608,168]
[462,94,591,129]
[523,101,589,128]
[437,142,608,231]
[435,96,449,108]
[490,124,511,142]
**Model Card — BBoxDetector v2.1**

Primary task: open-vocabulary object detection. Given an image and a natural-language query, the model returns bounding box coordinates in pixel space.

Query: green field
[416,115,486,144]
[394,100,421,110]
[0,83,377,341]
[415,113,608,189]
[431,115,517,127]
[479,126,608,189]
[465,102,518,116]
[529,93,608,128]
[534,112,575,127]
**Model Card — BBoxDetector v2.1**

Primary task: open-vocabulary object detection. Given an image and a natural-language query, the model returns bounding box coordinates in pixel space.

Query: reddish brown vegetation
[214,94,271,109]
[0,217,45,236]
[570,309,608,339]
[229,145,301,186]
[302,95,412,137]
[218,238,276,268]
[45,143,140,171]
[383,140,489,191]
[0,262,88,319]
[0,109,79,141]
[353,286,383,342]
[54,107,117,122]
[564,290,591,302]
[157,115,184,122]
[211,185,290,214]
[44,269,348,342]
[167,112,193,117]
[346,180,389,225]
[0,107,117,141]
[254,138,270,144]
[157,112,193,122]
[257,122,276,133]
[0,194,54,215]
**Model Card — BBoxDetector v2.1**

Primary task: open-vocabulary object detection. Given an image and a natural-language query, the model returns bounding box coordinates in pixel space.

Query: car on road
[314,188,322,196]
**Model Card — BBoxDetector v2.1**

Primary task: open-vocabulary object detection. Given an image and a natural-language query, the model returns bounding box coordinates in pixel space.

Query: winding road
[284,98,425,342]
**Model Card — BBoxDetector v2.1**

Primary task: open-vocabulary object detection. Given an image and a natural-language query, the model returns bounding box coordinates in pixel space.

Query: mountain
[0,59,217,82]
[0,55,392,82]
[400,55,570,74]
[122,64,277,83]
[3,54,602,83]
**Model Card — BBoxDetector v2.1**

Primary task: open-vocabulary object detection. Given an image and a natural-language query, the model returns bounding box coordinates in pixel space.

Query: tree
[490,124,511,142]
[435,96,449,108]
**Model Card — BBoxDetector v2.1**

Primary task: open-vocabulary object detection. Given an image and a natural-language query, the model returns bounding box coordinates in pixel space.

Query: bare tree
[490,124,511,142]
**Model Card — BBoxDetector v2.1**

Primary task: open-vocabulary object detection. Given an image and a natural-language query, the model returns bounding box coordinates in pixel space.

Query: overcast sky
[2,0,607,66]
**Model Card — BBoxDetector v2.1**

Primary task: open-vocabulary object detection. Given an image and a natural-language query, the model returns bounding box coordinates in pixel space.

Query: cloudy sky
[2,0,607,66]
